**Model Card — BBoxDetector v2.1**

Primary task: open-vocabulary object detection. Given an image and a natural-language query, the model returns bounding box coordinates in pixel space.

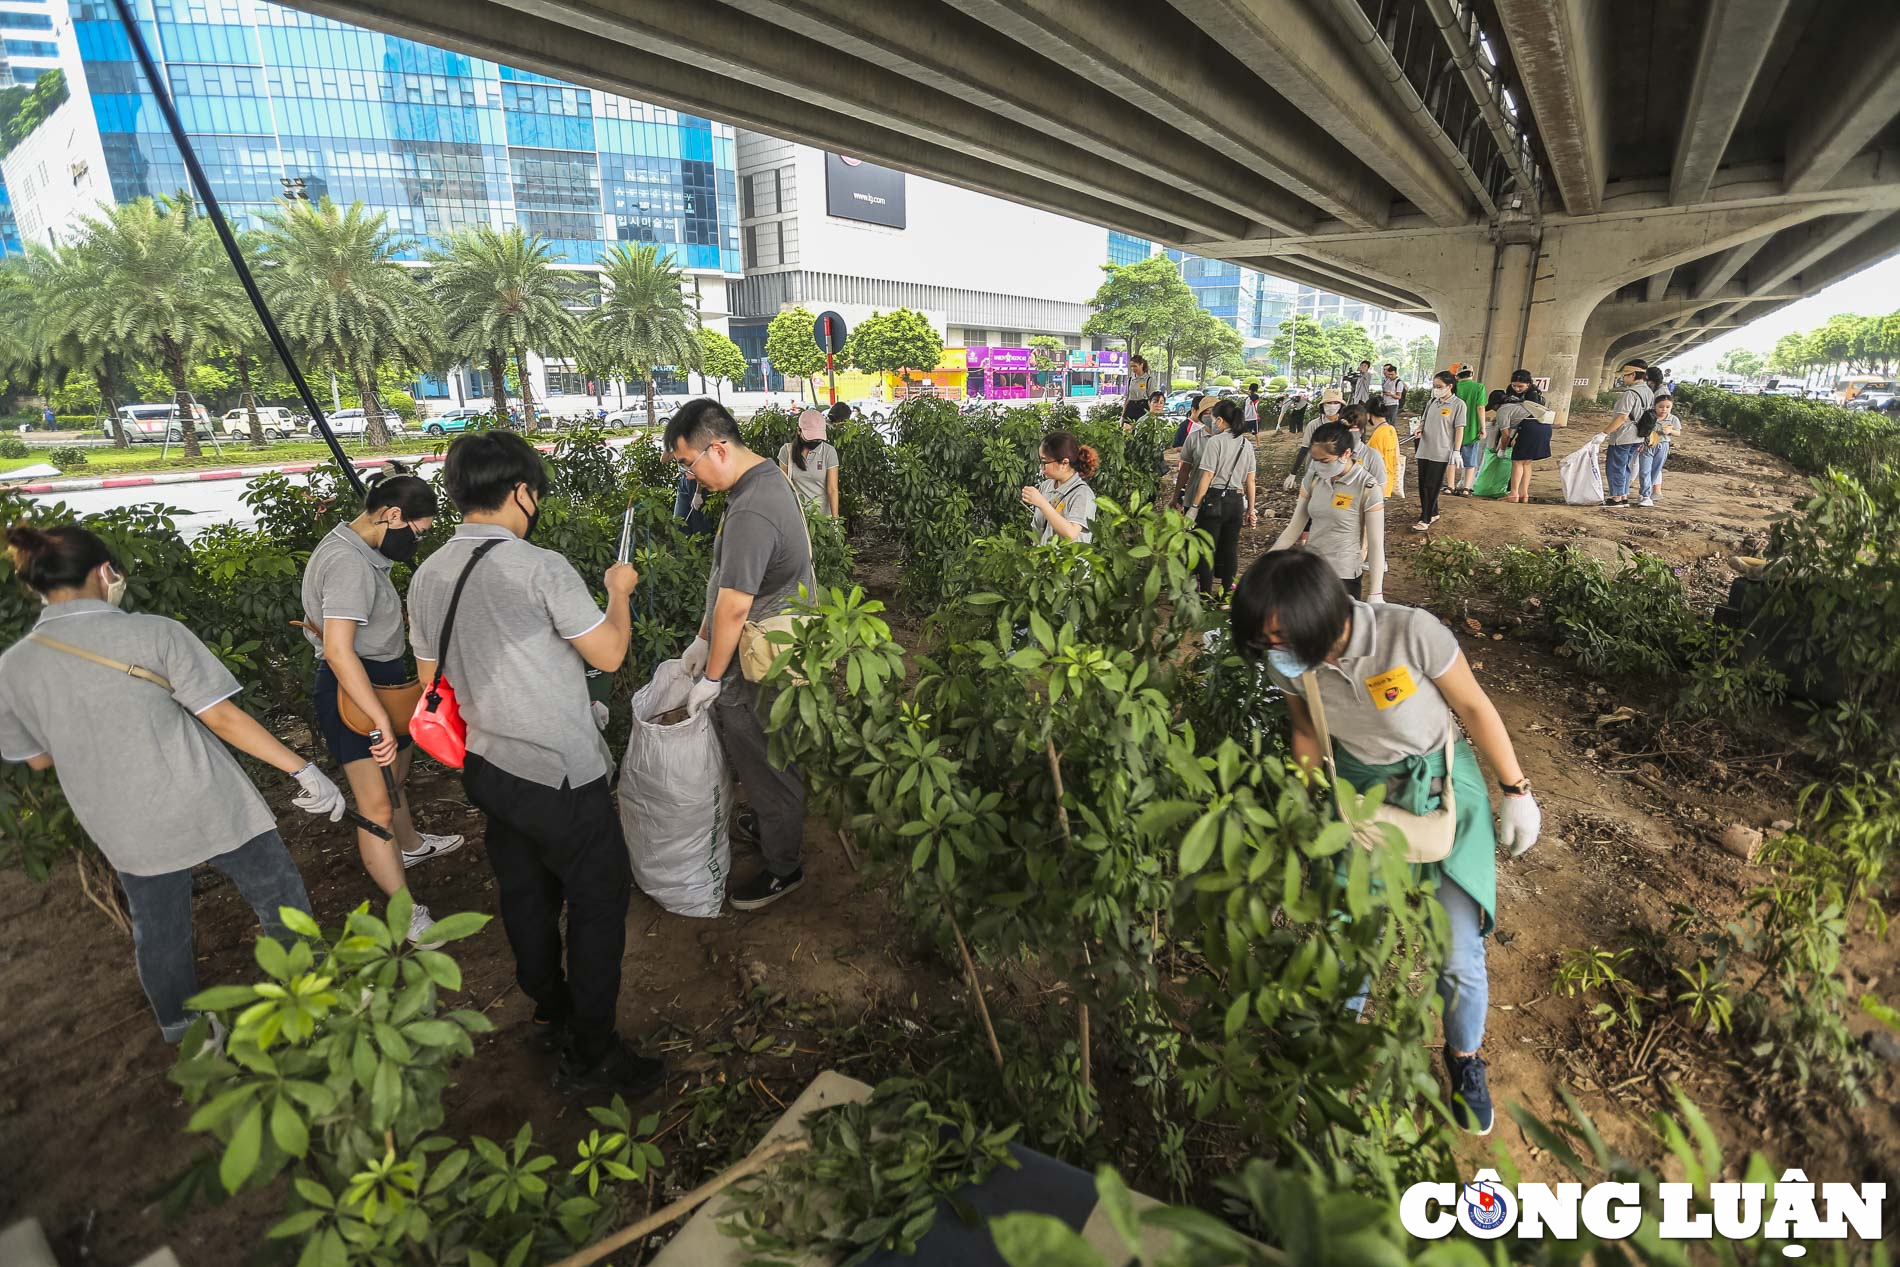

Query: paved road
[29,474,281,536]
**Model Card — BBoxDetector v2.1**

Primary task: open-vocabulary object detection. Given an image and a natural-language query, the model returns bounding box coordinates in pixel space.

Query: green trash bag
[1472,446,1514,498]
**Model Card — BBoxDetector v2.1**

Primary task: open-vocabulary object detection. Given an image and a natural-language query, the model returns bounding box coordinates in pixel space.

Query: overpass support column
[1294,201,1844,426]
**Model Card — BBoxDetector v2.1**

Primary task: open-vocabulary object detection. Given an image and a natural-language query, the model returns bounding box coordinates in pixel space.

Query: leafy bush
[169,892,666,1265]
[1675,382,1900,482]
[765,502,1454,1173]
[0,434,27,458]
[47,445,88,467]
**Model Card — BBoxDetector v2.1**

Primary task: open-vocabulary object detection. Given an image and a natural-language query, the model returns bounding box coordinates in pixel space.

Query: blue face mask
[1267,648,1309,678]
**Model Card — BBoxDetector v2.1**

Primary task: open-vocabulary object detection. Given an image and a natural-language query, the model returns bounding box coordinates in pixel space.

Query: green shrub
[1675,382,1900,481]
[0,435,27,459]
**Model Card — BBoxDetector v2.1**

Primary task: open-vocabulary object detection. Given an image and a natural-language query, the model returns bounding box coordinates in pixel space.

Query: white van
[107,403,214,443]
[220,406,298,439]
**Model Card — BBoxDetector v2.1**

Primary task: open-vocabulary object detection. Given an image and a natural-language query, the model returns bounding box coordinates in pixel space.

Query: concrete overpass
[287,0,1900,422]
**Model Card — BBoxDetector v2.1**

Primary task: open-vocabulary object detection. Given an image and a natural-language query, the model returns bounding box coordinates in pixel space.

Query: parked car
[419,408,488,436]
[220,405,300,439]
[1844,390,1896,412]
[106,403,214,443]
[1761,384,1806,398]
[309,408,405,439]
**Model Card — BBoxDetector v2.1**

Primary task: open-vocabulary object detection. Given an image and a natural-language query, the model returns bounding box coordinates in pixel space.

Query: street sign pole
[825,318,837,406]
[813,310,848,409]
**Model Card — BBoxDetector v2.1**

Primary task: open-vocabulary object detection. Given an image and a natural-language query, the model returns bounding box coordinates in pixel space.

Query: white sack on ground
[1561,433,1608,505]
[618,658,732,917]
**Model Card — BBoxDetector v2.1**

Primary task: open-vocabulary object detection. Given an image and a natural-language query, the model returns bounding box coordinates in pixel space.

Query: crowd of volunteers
[7,364,1699,1128]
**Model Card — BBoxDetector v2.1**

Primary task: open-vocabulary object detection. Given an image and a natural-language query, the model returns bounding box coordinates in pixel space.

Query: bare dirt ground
[1,400,1893,1264]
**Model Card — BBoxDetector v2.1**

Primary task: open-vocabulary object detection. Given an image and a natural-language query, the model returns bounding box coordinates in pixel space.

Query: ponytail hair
[363,460,438,519]
[1041,431,1099,478]
[1211,397,1246,431]
[7,522,117,596]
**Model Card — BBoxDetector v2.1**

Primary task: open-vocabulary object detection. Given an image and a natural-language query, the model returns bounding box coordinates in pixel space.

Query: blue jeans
[1349,877,1489,1053]
[1458,441,1483,474]
[1605,442,1640,498]
[1639,439,1671,497]
[119,830,311,1042]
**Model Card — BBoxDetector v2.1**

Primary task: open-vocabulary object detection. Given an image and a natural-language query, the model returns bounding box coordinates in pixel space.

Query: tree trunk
[515,346,538,432]
[160,333,201,458]
[96,367,127,449]
[235,351,266,446]
[354,364,391,448]
[644,375,657,430]
[486,348,511,428]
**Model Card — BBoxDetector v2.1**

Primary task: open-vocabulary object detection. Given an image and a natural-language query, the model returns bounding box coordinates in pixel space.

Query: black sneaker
[729,866,804,911]
[1445,1051,1495,1136]
[524,1013,567,1054]
[553,1040,666,1098]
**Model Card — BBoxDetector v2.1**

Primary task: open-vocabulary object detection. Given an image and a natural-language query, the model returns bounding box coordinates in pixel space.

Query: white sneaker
[408,903,444,950]
[402,833,464,869]
[1638,497,1655,507]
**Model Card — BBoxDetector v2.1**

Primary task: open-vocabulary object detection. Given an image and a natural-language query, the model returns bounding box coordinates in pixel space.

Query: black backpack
[1636,408,1657,439]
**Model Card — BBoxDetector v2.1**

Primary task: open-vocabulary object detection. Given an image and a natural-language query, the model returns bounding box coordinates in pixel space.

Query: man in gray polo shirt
[666,399,814,914]
[408,431,652,1098]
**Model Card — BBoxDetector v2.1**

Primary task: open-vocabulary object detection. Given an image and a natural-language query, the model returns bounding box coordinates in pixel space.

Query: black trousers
[1194,490,1245,594]
[463,755,630,1062]
[1342,575,1363,600]
[1416,459,1448,522]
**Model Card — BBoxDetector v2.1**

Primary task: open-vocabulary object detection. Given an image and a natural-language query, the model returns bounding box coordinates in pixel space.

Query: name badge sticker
[1364,665,1417,710]
[1332,492,1354,509]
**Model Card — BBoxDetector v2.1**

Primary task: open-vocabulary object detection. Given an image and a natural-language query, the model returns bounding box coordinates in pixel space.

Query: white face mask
[1321,403,1340,416]
[1433,384,1452,399]
[1309,457,1346,480]
[102,565,127,608]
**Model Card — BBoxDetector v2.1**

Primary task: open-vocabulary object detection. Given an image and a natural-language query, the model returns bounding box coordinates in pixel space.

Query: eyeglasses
[674,442,721,474]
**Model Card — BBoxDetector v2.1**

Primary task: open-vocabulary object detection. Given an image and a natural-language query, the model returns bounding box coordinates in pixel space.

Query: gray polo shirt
[302,524,406,661]
[0,601,278,875]
[1417,395,1465,462]
[1178,420,1213,491]
[1266,600,1460,765]
[1607,380,1655,446]
[1350,371,1371,403]
[704,459,815,629]
[1351,437,1387,489]
[1299,461,1383,581]
[1033,473,1096,544]
[409,525,611,789]
[1198,431,1255,493]
[776,441,840,515]
[1487,399,1535,450]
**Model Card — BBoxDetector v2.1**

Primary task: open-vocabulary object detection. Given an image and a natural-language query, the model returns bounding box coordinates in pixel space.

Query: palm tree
[588,243,701,429]
[1,247,133,447]
[60,199,240,457]
[251,198,435,448]
[427,226,580,431]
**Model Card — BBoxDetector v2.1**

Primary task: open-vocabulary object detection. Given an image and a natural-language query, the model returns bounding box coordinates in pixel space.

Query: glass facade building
[1106,230,1150,267]
[1169,249,1266,340]
[53,0,740,270]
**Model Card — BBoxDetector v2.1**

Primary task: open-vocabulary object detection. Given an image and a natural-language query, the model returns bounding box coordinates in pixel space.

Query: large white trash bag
[1560,432,1608,505]
[618,659,731,917]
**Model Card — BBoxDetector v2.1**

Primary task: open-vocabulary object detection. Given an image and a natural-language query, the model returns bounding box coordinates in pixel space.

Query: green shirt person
[1454,368,1488,493]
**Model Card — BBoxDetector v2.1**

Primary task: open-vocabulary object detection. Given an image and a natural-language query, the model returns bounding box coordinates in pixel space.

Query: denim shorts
[1459,441,1483,470]
[314,656,415,765]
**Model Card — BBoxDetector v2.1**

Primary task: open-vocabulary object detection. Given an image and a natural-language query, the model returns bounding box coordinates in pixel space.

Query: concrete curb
[9,452,449,496]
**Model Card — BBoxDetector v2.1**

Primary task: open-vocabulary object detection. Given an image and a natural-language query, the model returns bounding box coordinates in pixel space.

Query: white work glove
[679,635,711,679]
[1282,474,1298,492]
[590,700,610,731]
[686,676,723,716]
[290,762,346,823]
[1498,792,1542,857]
[1185,504,1200,523]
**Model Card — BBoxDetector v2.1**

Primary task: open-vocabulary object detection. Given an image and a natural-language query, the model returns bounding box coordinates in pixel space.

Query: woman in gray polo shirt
[300,464,460,948]
[1184,397,1258,594]
[1,523,346,1043]
[1229,547,1542,1137]
[776,409,841,518]
[1411,371,1465,531]
[1271,420,1386,601]
[1021,432,1099,545]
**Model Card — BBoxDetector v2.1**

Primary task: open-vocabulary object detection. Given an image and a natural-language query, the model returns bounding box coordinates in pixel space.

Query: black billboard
[825,152,906,228]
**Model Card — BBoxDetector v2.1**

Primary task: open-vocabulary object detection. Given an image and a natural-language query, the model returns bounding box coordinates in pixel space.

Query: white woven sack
[617,659,732,917]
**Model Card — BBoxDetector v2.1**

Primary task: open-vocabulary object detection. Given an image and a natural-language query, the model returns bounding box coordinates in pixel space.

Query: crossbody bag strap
[772,463,819,595]
[1299,669,1347,820]
[1223,434,1254,490]
[430,539,505,690]
[27,633,173,691]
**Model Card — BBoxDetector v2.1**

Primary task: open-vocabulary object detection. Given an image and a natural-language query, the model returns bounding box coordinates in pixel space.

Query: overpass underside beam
[1294,202,1835,427]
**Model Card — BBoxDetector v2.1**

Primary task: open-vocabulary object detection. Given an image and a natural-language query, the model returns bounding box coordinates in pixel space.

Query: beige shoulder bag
[735,466,819,684]
[1300,670,1456,864]
[28,633,174,691]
